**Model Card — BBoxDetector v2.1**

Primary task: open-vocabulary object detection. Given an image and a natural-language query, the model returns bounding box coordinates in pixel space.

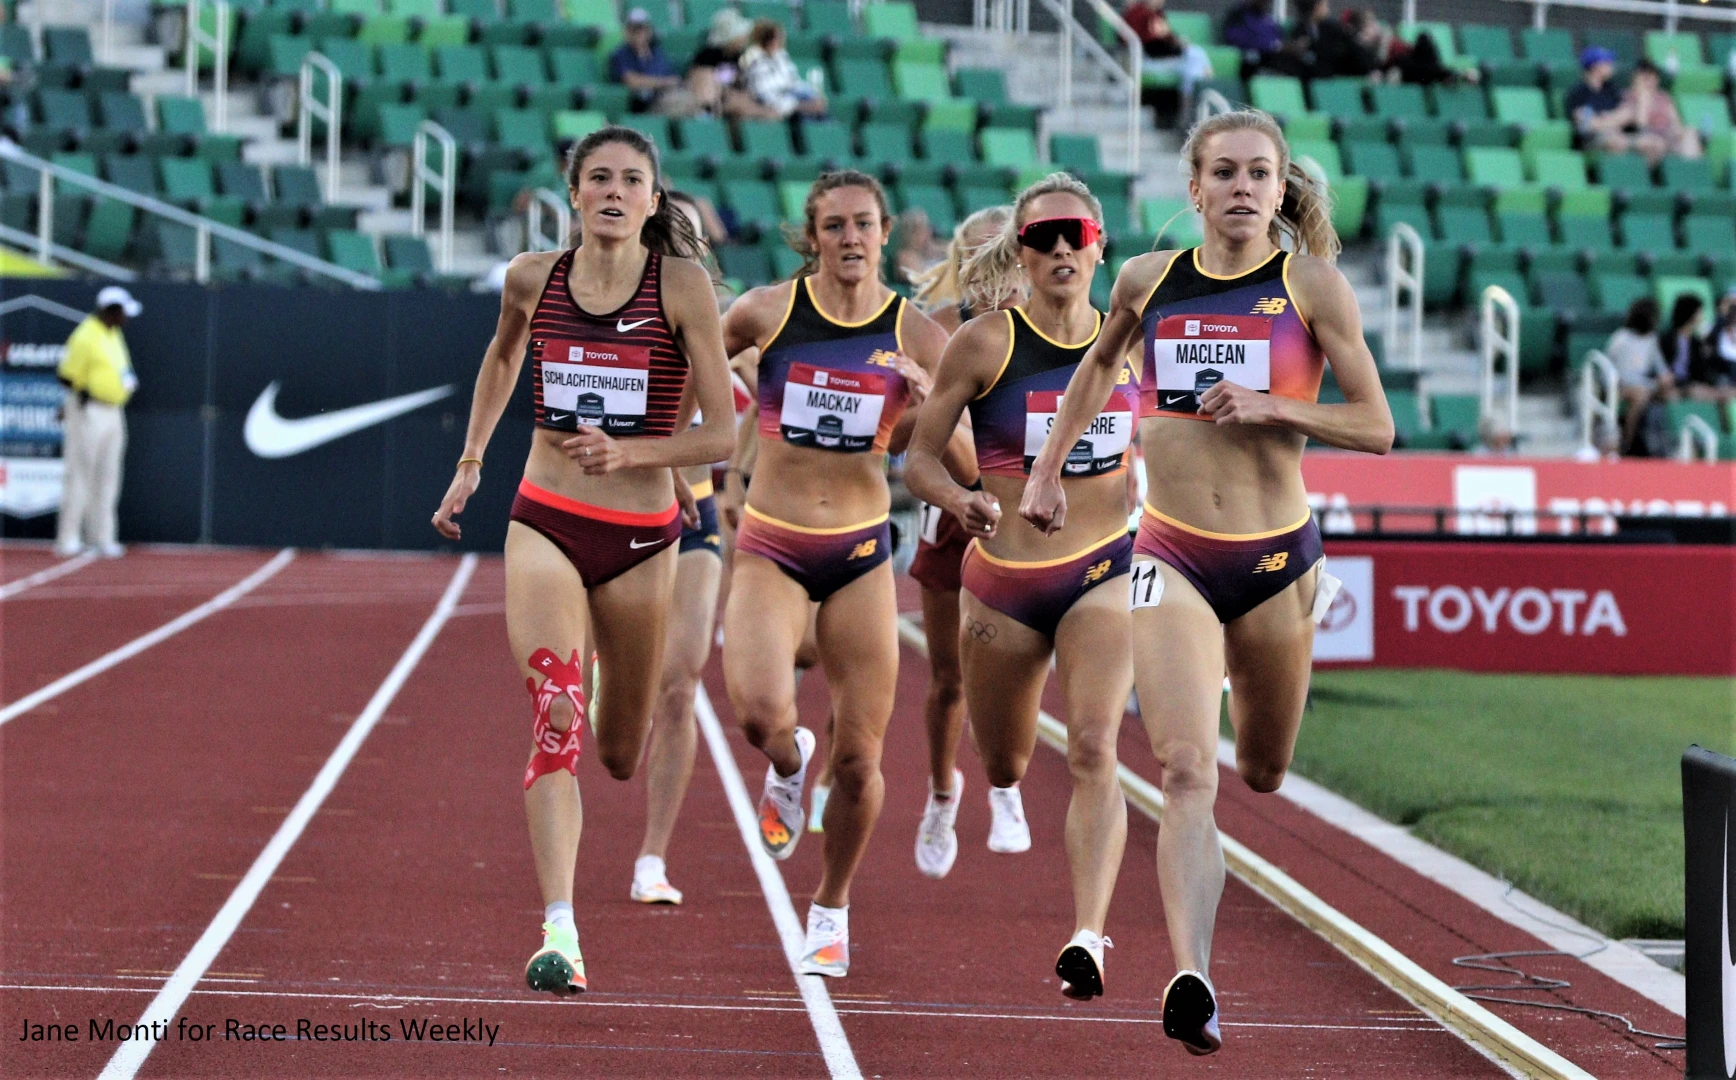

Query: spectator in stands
[1661,292,1716,393]
[1342,8,1401,73]
[1121,0,1214,99]
[1222,0,1287,73]
[1286,0,1377,79]
[689,7,758,118]
[1611,59,1702,164]
[609,8,697,116]
[1566,46,1623,140]
[1603,297,1673,453]
[1395,29,1456,85]
[740,19,828,120]
[1706,289,1736,399]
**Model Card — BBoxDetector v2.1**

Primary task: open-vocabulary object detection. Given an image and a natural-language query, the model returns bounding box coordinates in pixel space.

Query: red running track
[0,548,1676,1077]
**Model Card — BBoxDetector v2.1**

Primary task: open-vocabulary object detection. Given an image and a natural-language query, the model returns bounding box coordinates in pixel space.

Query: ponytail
[959,171,1103,311]
[913,205,1012,313]
[1179,108,1340,262]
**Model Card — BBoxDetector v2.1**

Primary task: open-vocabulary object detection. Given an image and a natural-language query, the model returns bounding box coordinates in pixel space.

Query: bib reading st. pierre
[1150,314,1272,414]
[1024,390,1133,475]
[539,339,650,435]
[779,363,886,453]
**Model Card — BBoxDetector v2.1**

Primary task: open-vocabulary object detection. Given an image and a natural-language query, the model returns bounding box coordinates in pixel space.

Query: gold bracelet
[457,457,483,468]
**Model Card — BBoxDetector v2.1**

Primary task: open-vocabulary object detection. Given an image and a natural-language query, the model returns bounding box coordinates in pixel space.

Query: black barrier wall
[1683,744,1736,1078]
[0,278,529,552]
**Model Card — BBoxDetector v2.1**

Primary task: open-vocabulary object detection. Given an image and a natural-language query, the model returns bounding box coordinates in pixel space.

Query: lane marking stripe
[0,549,296,727]
[693,684,862,1080]
[0,550,96,599]
[95,555,477,1080]
[5,983,1453,1032]
[896,617,1588,1080]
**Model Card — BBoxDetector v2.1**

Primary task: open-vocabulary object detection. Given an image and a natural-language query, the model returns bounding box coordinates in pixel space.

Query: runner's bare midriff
[523,431,677,513]
[1141,416,1309,534]
[981,471,1126,562]
[747,438,889,527]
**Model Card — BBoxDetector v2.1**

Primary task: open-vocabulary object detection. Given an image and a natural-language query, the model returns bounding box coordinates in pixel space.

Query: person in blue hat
[1566,46,1625,142]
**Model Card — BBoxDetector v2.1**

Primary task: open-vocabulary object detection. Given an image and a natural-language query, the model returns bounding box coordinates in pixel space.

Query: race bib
[779,363,885,452]
[1024,390,1133,476]
[1129,558,1165,609]
[1150,314,1273,414]
[918,502,943,545]
[538,338,650,435]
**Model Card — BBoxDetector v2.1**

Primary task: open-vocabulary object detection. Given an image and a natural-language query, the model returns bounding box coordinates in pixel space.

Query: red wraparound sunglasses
[1017,216,1103,252]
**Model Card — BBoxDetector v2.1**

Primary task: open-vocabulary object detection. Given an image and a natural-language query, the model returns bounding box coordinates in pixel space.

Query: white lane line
[1222,739,1687,1017]
[895,617,1582,1080]
[693,683,862,1080]
[0,549,296,727]
[96,554,477,1080]
[5,982,1456,1032]
[0,550,96,600]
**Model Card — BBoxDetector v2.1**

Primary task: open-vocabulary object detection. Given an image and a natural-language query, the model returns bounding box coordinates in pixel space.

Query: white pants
[56,398,126,552]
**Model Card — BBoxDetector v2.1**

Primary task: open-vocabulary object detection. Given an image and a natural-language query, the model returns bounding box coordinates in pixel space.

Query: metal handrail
[1479,284,1520,441]
[1195,87,1234,124]
[0,143,381,288]
[1038,0,1142,174]
[0,222,136,279]
[1514,0,1736,30]
[526,188,571,253]
[1385,222,1424,372]
[411,120,456,273]
[1677,412,1719,461]
[1079,0,1141,175]
[185,0,230,132]
[102,0,115,62]
[298,51,342,202]
[1578,349,1618,455]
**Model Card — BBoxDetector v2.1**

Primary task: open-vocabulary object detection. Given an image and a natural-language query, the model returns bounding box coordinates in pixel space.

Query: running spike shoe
[525,922,587,995]
[757,726,815,860]
[1161,969,1221,1055]
[1055,928,1112,999]
[629,878,684,905]
[914,769,964,879]
[797,906,849,977]
[987,784,1032,853]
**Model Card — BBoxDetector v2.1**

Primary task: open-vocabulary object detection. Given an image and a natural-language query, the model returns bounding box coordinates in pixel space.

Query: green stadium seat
[102,153,157,195]
[922,128,976,166]
[892,60,952,103]
[388,0,442,15]
[899,182,957,231]
[832,57,894,104]
[805,1,854,38]
[718,242,773,285]
[1678,92,1732,138]
[378,42,434,83]
[924,98,977,132]
[860,121,912,165]
[82,198,133,262]
[1521,27,1577,66]
[1431,394,1483,446]
[722,178,781,231]
[954,67,1008,105]
[508,0,558,20]
[357,13,412,46]
[1370,83,1427,120]
[1344,140,1402,182]
[417,15,473,48]
[1559,214,1615,251]
[564,0,620,32]
[492,43,548,83]
[326,229,384,276]
[1249,76,1308,119]
[981,127,1037,168]
[739,119,794,164]
[1404,141,1465,181]
[436,44,489,83]
[493,107,546,151]
[1459,24,1515,62]
[1683,213,1736,254]
[862,1,919,43]
[1596,152,1654,191]
[1436,204,1494,244]
[551,108,606,142]
[1289,138,1343,180]
[1049,133,1101,172]
[1309,77,1367,118]
[1533,270,1591,314]
[1496,210,1551,247]
[1429,84,1490,122]
[546,46,597,85]
[1620,211,1675,250]
[1656,275,1715,320]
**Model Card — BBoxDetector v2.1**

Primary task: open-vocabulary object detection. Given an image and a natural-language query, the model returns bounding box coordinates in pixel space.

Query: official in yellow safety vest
[55,285,141,558]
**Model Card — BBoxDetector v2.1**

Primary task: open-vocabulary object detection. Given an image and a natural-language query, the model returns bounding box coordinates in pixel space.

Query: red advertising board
[1314,540,1736,675]
[1303,453,1735,534]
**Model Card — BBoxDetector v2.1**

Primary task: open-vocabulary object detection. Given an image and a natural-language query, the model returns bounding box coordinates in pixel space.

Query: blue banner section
[0,278,523,551]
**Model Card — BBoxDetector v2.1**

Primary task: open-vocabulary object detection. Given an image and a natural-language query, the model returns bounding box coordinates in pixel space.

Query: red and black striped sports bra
[528,248,687,438]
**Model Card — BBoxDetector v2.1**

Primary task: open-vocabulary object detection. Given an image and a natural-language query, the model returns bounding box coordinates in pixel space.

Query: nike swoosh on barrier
[244,381,455,459]
[617,318,654,333]
[1722,812,1735,1077]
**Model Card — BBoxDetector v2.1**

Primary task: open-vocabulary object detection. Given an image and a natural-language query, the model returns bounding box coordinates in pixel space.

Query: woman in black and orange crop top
[430,127,734,999]
[718,170,949,979]
[905,173,1137,1004]
[1021,110,1395,1057]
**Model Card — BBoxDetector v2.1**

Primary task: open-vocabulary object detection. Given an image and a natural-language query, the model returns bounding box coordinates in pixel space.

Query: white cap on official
[96,285,142,318]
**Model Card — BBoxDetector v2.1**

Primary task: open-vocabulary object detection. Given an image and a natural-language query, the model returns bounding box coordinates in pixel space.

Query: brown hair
[565,125,709,263]
[959,172,1103,312]
[911,204,1013,314]
[1178,108,1339,261]
[749,17,782,48]
[782,169,893,280]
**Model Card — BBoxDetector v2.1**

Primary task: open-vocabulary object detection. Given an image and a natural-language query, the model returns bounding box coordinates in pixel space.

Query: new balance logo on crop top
[1139,249,1323,419]
[529,249,687,436]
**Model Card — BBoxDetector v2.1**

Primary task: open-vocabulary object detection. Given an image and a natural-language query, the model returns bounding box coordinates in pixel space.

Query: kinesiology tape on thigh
[524,648,586,789]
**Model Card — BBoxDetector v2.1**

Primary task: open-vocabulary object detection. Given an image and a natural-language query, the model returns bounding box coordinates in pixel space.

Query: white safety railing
[101,0,115,62]
[411,120,456,273]
[1514,0,1736,31]
[184,0,230,133]
[526,188,571,253]
[1195,86,1234,124]
[298,52,343,202]
[1039,0,1141,172]
[1385,222,1424,372]
[1578,349,1619,455]
[976,0,1030,32]
[1479,284,1520,441]
[1677,412,1719,461]
[0,143,379,288]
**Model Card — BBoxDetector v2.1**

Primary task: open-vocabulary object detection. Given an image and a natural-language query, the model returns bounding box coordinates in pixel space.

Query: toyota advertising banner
[1314,539,1736,675]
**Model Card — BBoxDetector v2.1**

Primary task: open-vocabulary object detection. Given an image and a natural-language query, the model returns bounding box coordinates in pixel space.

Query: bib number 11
[1129,560,1164,609]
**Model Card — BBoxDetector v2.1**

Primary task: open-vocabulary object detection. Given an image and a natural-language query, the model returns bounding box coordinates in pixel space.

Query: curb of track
[895,616,1591,1080]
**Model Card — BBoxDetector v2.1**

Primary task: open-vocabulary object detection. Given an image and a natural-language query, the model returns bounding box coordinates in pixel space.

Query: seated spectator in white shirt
[1602,297,1675,453]
[740,20,827,119]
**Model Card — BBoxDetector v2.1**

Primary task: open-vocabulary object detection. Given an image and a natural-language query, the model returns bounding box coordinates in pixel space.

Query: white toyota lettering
[1392,585,1626,637]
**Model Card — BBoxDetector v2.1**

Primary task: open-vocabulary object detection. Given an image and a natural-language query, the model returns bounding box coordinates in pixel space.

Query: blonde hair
[1177,108,1339,261]
[911,205,1013,314]
[958,172,1104,312]
[781,169,892,281]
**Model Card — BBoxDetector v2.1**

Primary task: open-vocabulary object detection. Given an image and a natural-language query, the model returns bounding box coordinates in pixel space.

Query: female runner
[905,173,1133,997]
[431,127,735,994]
[903,205,1038,875]
[1020,110,1393,1053]
[721,169,947,975]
